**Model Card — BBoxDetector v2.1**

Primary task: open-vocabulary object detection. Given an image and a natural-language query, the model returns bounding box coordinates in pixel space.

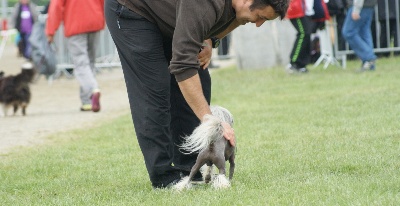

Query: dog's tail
[180,114,224,154]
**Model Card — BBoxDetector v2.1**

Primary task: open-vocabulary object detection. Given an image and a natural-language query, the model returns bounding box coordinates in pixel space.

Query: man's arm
[178,74,236,146]
[178,73,211,121]
[352,0,365,20]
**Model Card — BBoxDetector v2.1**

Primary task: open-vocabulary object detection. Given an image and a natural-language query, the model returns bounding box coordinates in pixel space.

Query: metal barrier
[52,25,120,80]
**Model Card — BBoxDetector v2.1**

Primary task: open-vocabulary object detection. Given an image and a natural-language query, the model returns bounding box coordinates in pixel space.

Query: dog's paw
[172,176,192,191]
[212,174,231,189]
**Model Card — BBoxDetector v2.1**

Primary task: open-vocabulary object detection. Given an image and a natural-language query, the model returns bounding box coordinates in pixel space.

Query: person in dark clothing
[377,0,400,57]
[105,0,289,189]
[11,0,38,60]
[327,0,347,51]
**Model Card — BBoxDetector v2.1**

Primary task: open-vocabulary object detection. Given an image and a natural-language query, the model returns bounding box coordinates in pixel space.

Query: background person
[342,0,377,71]
[46,0,104,112]
[11,0,38,60]
[285,0,316,73]
[377,0,400,57]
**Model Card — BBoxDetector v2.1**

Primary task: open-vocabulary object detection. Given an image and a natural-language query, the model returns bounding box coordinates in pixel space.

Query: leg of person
[87,31,101,112]
[358,8,377,69]
[379,20,390,57]
[24,32,32,59]
[88,31,100,74]
[19,32,27,59]
[390,20,400,56]
[288,16,313,73]
[105,0,181,188]
[67,34,99,111]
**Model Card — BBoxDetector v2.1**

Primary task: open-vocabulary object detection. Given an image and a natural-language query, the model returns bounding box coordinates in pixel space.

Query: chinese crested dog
[0,62,35,116]
[174,105,235,191]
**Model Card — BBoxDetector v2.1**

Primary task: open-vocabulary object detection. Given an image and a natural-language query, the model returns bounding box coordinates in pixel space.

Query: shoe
[180,171,204,184]
[91,89,101,112]
[285,64,296,74]
[358,60,376,72]
[286,64,308,74]
[297,67,309,73]
[152,178,182,190]
[80,104,92,111]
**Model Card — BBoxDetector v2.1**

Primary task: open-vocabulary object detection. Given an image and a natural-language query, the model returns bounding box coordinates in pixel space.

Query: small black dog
[0,63,36,116]
[174,105,235,190]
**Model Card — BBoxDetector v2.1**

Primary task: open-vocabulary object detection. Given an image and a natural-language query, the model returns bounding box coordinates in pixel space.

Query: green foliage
[1,57,400,205]
[7,0,49,7]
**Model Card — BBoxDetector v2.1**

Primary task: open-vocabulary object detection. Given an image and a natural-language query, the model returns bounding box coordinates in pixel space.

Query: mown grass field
[1,57,399,205]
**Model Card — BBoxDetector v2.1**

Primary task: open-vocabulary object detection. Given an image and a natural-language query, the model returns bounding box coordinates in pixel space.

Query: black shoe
[152,178,182,190]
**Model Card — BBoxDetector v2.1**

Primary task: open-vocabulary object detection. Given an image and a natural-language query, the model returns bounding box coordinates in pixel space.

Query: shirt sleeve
[353,0,365,15]
[45,0,65,36]
[169,0,218,82]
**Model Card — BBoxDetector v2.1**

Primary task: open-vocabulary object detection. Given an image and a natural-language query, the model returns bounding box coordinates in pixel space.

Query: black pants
[105,0,211,188]
[290,16,315,68]
[379,19,400,57]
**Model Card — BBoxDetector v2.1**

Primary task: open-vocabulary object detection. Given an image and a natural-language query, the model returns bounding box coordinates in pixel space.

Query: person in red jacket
[286,0,329,73]
[286,0,316,73]
[45,0,105,112]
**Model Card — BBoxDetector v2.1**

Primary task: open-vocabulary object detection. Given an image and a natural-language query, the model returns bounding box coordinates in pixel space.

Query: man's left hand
[198,39,212,69]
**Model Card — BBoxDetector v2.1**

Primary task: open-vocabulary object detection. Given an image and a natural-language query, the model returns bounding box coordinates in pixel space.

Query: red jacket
[46,0,105,37]
[286,0,330,21]
[286,0,306,19]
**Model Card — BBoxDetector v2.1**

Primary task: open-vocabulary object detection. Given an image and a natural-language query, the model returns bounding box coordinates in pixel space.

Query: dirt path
[0,43,130,155]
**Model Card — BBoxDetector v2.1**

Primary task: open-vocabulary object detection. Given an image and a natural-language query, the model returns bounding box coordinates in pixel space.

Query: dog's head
[20,62,36,83]
[0,71,4,78]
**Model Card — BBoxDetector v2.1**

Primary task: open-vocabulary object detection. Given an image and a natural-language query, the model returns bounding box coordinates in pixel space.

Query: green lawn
[1,57,400,205]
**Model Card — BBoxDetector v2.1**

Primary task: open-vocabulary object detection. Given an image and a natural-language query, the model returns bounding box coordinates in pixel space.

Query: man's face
[235,0,280,27]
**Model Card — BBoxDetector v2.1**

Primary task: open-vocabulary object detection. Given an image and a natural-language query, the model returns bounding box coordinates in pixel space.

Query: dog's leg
[174,153,207,191]
[3,104,9,116]
[212,156,230,189]
[13,104,18,115]
[22,106,26,116]
[228,152,235,180]
[21,103,27,116]
[204,164,213,183]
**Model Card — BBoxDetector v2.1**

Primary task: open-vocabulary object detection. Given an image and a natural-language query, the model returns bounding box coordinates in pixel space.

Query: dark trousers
[105,0,211,188]
[380,19,400,57]
[290,16,315,68]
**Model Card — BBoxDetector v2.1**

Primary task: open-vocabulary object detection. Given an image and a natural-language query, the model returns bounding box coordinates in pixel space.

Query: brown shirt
[116,0,236,81]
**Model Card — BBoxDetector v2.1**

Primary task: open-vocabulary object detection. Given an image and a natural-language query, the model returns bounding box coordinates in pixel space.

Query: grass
[1,57,400,205]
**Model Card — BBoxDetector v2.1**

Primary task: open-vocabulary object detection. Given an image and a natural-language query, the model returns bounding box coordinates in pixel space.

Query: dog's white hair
[179,105,233,154]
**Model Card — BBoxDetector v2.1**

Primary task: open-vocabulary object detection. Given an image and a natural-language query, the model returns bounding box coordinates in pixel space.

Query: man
[342,0,377,71]
[105,0,289,189]
[46,0,104,112]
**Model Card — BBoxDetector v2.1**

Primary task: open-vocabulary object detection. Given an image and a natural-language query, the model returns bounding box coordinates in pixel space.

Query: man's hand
[47,35,54,43]
[351,12,360,21]
[198,39,212,69]
[222,121,236,147]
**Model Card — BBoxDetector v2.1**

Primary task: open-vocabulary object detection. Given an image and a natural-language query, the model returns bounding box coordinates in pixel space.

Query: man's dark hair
[250,0,290,19]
